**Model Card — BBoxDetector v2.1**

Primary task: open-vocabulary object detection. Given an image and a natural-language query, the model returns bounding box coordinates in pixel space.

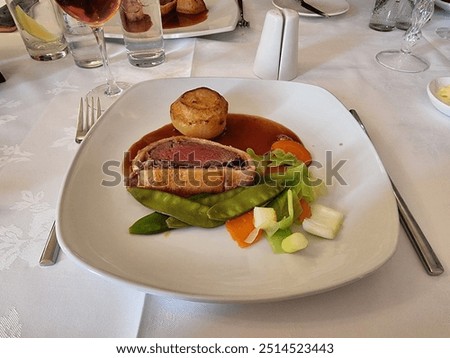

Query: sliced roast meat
[128,136,256,196]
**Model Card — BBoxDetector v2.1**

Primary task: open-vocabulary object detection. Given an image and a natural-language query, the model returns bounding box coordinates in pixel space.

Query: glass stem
[92,26,122,96]
[401,0,434,54]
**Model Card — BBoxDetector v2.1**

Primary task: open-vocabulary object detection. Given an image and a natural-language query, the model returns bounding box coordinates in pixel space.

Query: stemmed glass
[54,0,130,109]
[376,0,435,73]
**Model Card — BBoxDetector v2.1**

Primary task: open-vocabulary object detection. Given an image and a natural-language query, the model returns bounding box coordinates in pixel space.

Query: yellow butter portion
[437,85,450,105]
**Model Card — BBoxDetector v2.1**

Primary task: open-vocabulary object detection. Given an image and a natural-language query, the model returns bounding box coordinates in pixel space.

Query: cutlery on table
[297,0,329,17]
[349,109,444,276]
[237,0,250,27]
[39,97,101,266]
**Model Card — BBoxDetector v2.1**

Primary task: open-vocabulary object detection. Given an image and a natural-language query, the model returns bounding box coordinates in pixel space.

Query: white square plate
[57,78,398,303]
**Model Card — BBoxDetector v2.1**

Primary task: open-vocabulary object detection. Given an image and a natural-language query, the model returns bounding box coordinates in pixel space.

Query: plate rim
[57,77,399,303]
[272,0,350,18]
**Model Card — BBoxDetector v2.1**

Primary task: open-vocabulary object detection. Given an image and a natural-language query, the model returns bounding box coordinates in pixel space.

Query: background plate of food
[57,77,398,303]
[105,0,239,40]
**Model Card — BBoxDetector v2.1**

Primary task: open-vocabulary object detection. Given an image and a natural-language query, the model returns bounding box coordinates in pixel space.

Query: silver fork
[237,0,249,27]
[76,97,102,143]
[39,97,101,266]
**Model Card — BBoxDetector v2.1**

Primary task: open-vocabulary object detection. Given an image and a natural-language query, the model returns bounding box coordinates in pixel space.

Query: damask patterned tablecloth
[0,2,196,336]
[1,0,450,338]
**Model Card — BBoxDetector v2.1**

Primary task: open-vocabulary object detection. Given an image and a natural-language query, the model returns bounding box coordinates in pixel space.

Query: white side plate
[104,0,239,39]
[273,0,350,17]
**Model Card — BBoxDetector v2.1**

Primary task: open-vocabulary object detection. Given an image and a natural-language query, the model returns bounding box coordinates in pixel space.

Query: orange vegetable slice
[225,210,263,248]
[271,139,312,165]
[298,198,312,223]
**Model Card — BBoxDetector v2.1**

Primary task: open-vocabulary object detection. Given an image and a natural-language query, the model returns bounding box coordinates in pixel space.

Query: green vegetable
[302,204,344,239]
[253,207,277,230]
[195,186,246,206]
[164,187,247,228]
[165,216,190,229]
[281,232,309,253]
[266,228,292,253]
[127,188,223,228]
[255,189,295,239]
[207,183,284,221]
[268,188,289,220]
[129,212,171,235]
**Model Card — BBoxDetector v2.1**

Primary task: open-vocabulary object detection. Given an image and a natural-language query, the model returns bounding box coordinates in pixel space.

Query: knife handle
[392,182,444,276]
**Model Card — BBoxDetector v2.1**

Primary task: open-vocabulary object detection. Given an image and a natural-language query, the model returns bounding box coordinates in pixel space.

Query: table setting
[1,0,450,340]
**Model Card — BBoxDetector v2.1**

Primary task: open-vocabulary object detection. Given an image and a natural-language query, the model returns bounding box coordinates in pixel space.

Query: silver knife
[298,0,329,17]
[350,109,444,276]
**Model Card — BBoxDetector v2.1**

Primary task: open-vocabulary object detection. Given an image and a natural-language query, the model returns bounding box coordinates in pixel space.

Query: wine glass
[376,0,435,73]
[54,0,131,109]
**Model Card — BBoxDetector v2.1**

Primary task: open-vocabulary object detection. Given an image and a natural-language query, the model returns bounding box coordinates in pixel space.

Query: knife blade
[298,0,329,17]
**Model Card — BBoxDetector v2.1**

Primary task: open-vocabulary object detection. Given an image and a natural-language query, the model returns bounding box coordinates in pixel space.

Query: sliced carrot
[225,210,263,248]
[271,139,312,165]
[298,198,312,223]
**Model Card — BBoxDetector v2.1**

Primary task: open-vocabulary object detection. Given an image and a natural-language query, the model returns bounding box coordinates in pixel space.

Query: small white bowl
[427,77,450,116]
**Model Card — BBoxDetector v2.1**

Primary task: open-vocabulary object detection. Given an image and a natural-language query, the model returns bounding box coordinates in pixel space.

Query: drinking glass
[54,0,130,108]
[375,0,434,73]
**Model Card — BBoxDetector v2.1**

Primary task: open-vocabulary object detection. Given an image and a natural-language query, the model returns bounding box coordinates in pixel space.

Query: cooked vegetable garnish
[253,207,277,231]
[298,198,312,223]
[128,139,344,255]
[225,210,263,248]
[302,204,344,239]
[127,187,223,228]
[163,187,247,229]
[281,232,309,253]
[207,183,284,221]
[129,212,171,235]
[270,139,312,165]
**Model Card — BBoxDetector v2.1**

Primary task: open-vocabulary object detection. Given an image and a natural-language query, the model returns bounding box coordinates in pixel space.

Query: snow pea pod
[165,187,247,228]
[207,183,284,221]
[268,188,289,220]
[129,212,171,235]
[165,216,189,229]
[195,186,246,206]
[128,188,223,228]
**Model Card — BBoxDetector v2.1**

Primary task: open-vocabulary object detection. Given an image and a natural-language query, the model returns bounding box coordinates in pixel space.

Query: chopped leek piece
[281,232,309,253]
[253,207,277,230]
[244,227,261,244]
[302,204,344,239]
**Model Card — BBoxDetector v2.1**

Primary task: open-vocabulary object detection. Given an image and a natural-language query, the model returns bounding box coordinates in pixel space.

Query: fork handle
[237,0,244,16]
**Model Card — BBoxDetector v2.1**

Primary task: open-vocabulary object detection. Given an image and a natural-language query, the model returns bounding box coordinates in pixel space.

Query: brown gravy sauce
[127,113,301,160]
[162,10,208,30]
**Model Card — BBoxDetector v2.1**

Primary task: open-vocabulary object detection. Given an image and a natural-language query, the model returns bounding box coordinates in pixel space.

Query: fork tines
[238,18,250,27]
[75,97,101,143]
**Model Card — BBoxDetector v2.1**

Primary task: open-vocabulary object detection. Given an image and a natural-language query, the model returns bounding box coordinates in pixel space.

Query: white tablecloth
[1,0,450,338]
